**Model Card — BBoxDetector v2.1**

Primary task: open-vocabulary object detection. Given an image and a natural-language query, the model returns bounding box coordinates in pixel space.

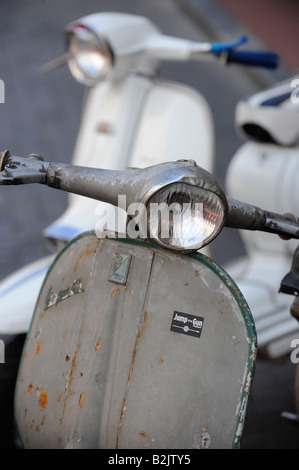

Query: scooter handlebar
[225,49,279,69]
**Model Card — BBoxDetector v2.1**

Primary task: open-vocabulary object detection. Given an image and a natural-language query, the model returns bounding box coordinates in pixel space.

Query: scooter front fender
[0,255,54,334]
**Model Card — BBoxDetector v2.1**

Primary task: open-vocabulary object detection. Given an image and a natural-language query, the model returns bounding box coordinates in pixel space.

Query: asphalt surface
[0,0,299,449]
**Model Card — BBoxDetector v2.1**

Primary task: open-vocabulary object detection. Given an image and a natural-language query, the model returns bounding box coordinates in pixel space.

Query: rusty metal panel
[117,249,256,449]
[15,233,256,449]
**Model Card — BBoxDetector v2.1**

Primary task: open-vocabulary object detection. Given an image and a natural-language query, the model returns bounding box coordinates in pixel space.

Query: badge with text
[170,311,204,338]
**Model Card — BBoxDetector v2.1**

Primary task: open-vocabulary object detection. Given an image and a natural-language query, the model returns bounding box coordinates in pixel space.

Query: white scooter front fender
[0,255,54,335]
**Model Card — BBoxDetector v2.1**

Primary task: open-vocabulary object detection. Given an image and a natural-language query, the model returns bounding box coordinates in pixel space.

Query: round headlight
[66,24,113,86]
[146,182,225,252]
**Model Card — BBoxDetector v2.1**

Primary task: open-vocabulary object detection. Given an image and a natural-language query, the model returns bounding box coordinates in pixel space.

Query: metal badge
[109,252,132,285]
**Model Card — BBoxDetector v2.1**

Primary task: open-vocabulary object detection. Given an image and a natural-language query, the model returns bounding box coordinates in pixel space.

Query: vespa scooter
[1,152,299,449]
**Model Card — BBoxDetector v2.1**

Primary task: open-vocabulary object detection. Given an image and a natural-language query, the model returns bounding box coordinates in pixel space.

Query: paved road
[0,0,298,449]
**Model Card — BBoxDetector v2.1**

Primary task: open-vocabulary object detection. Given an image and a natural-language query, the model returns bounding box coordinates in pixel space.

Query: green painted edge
[14,231,257,449]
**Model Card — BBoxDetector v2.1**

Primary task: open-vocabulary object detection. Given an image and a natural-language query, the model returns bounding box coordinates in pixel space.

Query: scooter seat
[236,76,299,147]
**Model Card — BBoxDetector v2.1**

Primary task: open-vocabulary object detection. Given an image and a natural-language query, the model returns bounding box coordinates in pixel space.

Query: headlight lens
[146,182,225,252]
[66,24,113,86]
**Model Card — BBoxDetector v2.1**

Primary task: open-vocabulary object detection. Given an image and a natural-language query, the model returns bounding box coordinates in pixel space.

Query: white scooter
[0,12,278,337]
[225,75,299,358]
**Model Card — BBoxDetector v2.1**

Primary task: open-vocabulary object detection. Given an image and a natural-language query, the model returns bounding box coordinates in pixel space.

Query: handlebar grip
[226,50,279,69]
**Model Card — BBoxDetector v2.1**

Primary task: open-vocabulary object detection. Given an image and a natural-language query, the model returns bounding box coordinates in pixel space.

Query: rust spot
[27,383,33,394]
[65,344,80,397]
[110,288,121,298]
[95,337,101,351]
[23,351,27,359]
[39,391,48,410]
[77,393,84,409]
[41,416,46,426]
[140,311,147,335]
[34,341,42,356]
[65,354,71,362]
[139,431,147,438]
[58,394,63,401]
[24,409,28,419]
[159,358,164,365]
[184,281,189,286]
[74,242,97,272]
[117,310,147,448]
[194,270,199,277]
[35,425,40,432]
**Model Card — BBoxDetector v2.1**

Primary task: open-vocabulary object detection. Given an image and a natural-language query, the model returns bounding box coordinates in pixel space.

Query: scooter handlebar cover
[226,50,279,69]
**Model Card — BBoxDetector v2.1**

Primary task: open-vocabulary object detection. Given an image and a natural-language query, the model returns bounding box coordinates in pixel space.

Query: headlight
[146,182,225,252]
[65,24,114,86]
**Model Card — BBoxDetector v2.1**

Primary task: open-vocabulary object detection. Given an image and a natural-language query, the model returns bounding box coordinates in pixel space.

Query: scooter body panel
[226,141,299,356]
[15,233,256,449]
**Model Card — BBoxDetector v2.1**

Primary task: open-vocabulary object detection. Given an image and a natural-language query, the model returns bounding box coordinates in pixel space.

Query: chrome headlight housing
[145,181,226,252]
[65,24,114,86]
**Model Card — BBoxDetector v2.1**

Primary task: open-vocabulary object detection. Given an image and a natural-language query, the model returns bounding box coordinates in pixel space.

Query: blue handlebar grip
[226,50,279,69]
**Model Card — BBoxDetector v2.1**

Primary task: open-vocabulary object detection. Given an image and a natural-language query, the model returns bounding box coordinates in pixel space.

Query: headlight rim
[65,23,115,86]
[144,181,226,253]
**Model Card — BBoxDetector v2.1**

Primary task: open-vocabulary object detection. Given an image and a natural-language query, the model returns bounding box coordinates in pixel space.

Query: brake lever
[0,151,48,185]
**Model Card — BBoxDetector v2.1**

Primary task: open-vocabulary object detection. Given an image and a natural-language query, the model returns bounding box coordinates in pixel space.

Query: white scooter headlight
[66,24,114,86]
[146,182,225,252]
